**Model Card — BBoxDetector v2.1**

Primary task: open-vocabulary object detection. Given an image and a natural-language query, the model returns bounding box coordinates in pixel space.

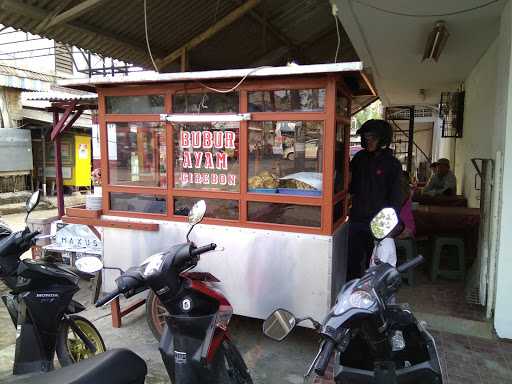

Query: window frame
[97,76,352,234]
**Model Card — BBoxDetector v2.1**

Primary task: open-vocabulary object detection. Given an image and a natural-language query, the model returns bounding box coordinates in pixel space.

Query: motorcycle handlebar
[190,243,217,257]
[314,338,335,376]
[95,288,121,307]
[397,255,425,274]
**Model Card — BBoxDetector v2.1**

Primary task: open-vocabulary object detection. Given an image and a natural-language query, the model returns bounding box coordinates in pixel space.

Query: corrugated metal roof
[0,62,56,90]
[22,87,97,101]
[0,0,358,72]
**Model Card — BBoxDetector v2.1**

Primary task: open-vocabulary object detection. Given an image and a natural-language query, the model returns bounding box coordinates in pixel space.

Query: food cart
[60,62,375,323]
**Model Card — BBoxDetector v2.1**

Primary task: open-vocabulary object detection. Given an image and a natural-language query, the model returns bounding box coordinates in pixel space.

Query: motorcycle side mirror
[370,207,399,240]
[76,256,104,273]
[262,309,297,342]
[25,190,41,222]
[186,200,207,241]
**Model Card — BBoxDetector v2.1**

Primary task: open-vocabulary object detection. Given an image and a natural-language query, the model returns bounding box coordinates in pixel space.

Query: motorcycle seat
[3,349,147,384]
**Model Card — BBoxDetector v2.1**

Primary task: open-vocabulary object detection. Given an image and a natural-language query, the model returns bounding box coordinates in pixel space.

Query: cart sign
[178,129,237,187]
[55,224,101,254]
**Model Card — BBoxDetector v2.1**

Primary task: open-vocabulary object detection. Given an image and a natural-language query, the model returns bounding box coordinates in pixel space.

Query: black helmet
[356,119,393,149]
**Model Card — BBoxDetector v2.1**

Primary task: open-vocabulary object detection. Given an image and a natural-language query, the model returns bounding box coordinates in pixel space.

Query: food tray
[277,188,321,196]
[248,188,278,194]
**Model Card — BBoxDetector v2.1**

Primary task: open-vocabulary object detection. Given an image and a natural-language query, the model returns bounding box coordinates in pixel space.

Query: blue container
[248,188,278,194]
[277,188,321,197]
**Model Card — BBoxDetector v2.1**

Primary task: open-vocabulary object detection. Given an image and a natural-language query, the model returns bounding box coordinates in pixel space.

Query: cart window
[110,193,166,214]
[174,122,240,192]
[174,197,239,220]
[107,122,166,187]
[248,89,325,112]
[336,89,350,116]
[173,92,239,113]
[248,121,323,196]
[334,122,347,194]
[105,95,164,114]
[248,202,321,227]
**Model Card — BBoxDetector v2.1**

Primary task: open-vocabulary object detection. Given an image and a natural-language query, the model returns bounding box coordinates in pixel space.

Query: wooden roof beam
[156,0,261,70]
[233,0,294,49]
[34,0,74,33]
[46,0,107,29]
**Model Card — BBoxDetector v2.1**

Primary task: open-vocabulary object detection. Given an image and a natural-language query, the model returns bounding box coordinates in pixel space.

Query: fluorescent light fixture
[160,113,251,122]
[422,21,449,62]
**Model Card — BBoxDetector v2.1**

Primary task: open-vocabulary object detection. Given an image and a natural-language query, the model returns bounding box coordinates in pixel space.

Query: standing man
[422,158,457,196]
[348,119,402,280]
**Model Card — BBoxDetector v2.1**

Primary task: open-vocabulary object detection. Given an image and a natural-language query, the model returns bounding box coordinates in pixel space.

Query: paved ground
[0,208,511,383]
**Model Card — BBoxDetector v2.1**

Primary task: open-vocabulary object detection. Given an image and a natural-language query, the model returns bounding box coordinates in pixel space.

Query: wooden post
[111,297,122,328]
[53,111,65,217]
[41,127,47,196]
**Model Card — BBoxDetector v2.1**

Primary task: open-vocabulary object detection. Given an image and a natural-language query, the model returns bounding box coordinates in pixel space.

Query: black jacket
[349,148,402,224]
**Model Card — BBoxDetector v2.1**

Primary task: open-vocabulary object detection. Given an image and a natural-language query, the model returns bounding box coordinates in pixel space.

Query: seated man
[422,158,457,196]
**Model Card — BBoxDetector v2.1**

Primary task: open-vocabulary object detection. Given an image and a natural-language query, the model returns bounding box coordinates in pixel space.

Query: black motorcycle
[0,190,106,375]
[77,199,251,383]
[263,208,443,384]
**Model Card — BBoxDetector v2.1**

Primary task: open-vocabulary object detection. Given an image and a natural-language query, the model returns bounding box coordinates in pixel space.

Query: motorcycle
[0,190,106,375]
[74,199,253,384]
[262,207,443,384]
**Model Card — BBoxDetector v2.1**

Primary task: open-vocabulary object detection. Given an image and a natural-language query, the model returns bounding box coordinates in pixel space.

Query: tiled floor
[398,272,486,322]
[434,331,512,384]
[313,331,512,384]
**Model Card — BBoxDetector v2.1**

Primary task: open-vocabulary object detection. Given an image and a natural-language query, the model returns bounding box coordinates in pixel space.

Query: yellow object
[67,135,91,187]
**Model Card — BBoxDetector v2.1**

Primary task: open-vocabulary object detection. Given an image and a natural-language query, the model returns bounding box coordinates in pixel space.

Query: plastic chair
[430,237,465,281]
[395,238,417,286]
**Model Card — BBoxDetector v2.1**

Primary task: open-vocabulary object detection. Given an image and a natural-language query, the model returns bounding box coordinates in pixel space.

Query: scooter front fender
[159,316,228,384]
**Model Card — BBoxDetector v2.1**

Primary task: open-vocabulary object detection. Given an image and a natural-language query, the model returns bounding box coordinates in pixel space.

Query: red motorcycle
[90,200,252,384]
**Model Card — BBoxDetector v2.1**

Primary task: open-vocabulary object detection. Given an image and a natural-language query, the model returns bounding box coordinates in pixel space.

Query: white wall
[455,39,498,208]
[494,0,512,339]
[450,0,512,339]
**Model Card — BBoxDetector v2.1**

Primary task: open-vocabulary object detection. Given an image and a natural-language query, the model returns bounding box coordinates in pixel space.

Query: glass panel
[334,122,347,194]
[336,89,350,116]
[333,200,345,224]
[248,202,321,227]
[110,193,166,214]
[248,89,325,112]
[248,121,323,196]
[174,197,239,220]
[107,122,166,187]
[106,95,164,114]
[174,122,239,192]
[173,92,239,113]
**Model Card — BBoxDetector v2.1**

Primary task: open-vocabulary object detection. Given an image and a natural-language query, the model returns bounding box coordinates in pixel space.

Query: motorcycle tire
[56,315,106,366]
[222,339,253,384]
[161,338,253,384]
[146,290,167,341]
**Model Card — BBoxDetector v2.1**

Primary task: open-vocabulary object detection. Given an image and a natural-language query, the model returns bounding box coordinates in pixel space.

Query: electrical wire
[351,0,502,18]
[0,46,55,56]
[334,13,340,63]
[144,0,159,73]
[197,66,271,94]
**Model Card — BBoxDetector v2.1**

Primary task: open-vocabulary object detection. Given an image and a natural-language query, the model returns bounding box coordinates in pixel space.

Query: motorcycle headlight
[349,290,376,309]
[334,289,377,315]
[142,253,165,277]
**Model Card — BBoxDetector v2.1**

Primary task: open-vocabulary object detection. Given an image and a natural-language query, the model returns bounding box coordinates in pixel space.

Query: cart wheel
[146,291,168,341]
[56,315,106,366]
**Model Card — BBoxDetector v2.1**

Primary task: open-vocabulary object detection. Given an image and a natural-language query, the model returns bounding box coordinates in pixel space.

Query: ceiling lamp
[422,21,449,62]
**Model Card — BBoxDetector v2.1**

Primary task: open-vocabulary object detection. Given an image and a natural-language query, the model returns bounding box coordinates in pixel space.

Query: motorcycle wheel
[222,339,253,384]
[162,338,253,384]
[56,315,106,366]
[146,290,168,341]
